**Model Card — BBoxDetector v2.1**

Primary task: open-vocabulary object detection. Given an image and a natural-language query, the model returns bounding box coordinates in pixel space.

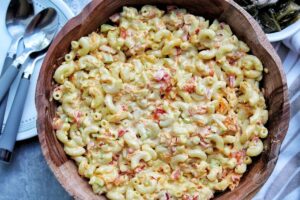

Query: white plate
[0,0,74,141]
[267,19,300,42]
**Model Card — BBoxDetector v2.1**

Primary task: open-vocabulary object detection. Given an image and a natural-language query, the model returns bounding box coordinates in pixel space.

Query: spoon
[0,0,34,133]
[0,8,58,163]
[0,8,58,103]
[5,0,34,58]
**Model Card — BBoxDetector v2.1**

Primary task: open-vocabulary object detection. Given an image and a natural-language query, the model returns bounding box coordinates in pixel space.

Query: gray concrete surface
[0,137,71,200]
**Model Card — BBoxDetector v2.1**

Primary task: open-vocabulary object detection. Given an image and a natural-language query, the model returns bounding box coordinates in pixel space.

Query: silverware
[0,0,34,133]
[0,8,58,163]
[0,8,58,103]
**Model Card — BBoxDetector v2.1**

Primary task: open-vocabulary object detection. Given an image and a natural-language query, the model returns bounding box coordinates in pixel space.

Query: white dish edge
[267,20,300,42]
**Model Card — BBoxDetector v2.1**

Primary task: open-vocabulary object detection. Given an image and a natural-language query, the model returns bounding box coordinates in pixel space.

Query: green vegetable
[235,0,300,33]
[258,8,282,32]
[276,1,300,26]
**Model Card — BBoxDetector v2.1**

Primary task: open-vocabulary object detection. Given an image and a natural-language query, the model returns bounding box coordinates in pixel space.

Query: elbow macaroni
[52,5,269,200]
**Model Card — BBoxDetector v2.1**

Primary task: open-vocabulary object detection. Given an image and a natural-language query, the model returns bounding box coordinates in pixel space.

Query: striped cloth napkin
[254,43,300,200]
[283,31,300,53]
[62,1,300,199]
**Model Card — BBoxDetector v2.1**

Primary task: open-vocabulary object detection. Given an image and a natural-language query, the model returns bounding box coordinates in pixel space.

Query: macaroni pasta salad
[52,5,268,200]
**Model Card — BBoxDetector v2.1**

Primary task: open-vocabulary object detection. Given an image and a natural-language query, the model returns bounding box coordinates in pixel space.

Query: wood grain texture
[35,0,290,199]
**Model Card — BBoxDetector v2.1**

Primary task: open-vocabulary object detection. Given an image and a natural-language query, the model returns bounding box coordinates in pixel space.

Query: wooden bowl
[36,0,290,199]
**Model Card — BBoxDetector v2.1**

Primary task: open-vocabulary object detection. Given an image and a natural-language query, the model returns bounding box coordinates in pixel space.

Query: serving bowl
[36,0,290,199]
[267,20,300,42]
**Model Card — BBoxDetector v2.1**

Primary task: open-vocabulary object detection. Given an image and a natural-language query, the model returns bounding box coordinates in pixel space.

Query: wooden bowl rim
[36,0,290,199]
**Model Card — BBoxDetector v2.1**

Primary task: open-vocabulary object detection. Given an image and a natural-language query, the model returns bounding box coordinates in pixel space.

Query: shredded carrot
[120,27,127,39]
[217,98,229,114]
[230,150,246,165]
[153,108,166,121]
